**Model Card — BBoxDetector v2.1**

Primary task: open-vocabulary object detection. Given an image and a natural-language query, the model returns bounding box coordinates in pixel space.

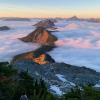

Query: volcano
[20,27,57,45]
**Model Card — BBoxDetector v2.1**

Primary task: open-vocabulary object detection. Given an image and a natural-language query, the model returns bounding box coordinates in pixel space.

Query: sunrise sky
[0,0,100,18]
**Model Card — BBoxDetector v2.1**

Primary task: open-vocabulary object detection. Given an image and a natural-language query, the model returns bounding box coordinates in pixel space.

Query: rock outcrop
[0,26,10,31]
[19,27,57,45]
[66,16,100,23]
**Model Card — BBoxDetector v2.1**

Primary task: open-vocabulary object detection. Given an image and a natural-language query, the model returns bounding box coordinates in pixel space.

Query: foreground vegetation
[0,62,100,100]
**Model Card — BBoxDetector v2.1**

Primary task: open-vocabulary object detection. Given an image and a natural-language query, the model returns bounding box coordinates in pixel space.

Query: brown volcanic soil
[19,27,57,45]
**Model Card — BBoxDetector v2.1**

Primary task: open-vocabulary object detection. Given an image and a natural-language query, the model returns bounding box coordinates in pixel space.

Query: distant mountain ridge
[2,17,31,21]
[66,16,100,23]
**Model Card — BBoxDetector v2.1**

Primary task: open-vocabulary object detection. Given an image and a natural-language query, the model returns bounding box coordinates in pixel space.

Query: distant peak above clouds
[67,16,79,20]
[66,16,100,23]
[57,23,79,31]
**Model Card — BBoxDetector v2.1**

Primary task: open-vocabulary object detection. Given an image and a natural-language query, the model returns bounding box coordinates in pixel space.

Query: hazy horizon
[0,0,100,18]
[1,16,100,19]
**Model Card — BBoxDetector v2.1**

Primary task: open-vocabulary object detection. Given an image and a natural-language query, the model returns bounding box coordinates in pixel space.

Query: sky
[0,0,100,18]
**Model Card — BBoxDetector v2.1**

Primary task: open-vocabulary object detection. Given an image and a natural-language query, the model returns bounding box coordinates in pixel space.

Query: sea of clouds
[0,19,100,72]
[49,20,100,71]
[0,19,41,62]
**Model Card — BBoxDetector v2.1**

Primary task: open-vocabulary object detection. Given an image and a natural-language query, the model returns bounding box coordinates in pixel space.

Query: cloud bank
[49,21,100,72]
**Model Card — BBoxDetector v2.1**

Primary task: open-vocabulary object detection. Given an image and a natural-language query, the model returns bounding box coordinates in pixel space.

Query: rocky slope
[19,27,57,45]
[13,60,100,95]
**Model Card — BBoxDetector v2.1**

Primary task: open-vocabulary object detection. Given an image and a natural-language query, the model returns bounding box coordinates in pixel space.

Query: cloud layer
[0,19,100,72]
[0,20,40,62]
[49,20,100,71]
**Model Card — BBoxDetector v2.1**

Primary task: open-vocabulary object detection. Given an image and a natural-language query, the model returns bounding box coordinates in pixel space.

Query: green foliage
[63,85,100,100]
[0,63,17,100]
[63,86,81,100]
[0,63,17,77]
[12,71,56,100]
[83,85,100,100]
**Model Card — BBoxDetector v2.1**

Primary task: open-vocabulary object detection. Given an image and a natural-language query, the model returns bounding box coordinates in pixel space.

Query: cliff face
[19,27,57,45]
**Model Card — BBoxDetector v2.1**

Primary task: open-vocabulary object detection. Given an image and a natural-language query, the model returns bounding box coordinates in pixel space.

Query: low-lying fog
[49,20,100,71]
[0,19,100,71]
[0,19,40,61]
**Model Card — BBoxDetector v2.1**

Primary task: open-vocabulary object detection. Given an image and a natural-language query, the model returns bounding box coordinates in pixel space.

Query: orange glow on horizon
[0,9,100,18]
